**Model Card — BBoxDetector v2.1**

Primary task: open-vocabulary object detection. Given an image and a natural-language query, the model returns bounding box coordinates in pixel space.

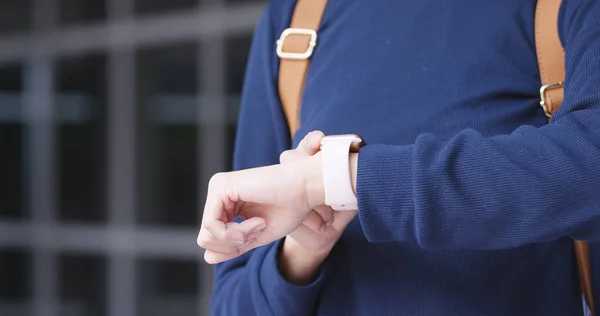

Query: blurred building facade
[0,0,267,315]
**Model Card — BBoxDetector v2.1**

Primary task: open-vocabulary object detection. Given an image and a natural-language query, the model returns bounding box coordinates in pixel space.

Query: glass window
[224,0,269,6]
[55,53,107,223]
[59,253,107,316]
[0,249,32,315]
[135,0,197,16]
[0,0,31,35]
[59,0,107,26]
[0,63,26,219]
[136,43,199,227]
[225,34,253,171]
[137,258,198,316]
[226,35,253,97]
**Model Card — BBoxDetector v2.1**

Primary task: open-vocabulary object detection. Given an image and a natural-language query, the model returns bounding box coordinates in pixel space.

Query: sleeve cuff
[259,239,328,315]
[356,143,416,243]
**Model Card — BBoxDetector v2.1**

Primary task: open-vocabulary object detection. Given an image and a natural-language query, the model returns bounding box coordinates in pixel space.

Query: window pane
[0,0,31,35]
[59,0,107,26]
[136,43,199,227]
[224,0,269,6]
[59,253,107,316]
[226,35,252,96]
[137,258,198,316]
[225,34,253,171]
[55,53,107,223]
[135,0,197,16]
[0,64,26,219]
[0,249,32,316]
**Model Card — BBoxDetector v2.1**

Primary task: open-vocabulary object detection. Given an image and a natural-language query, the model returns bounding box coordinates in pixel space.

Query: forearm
[355,116,600,249]
[301,113,600,250]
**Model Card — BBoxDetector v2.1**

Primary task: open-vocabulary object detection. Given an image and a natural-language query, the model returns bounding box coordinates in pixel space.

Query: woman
[198,0,600,314]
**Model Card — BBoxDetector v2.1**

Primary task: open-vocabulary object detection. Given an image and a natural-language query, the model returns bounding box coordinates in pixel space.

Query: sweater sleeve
[209,4,328,315]
[355,0,600,250]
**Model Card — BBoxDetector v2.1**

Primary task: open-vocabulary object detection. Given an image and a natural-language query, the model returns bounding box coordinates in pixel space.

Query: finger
[313,205,334,225]
[204,232,268,264]
[197,217,265,249]
[201,189,232,242]
[331,211,358,231]
[288,223,323,244]
[238,235,268,257]
[279,149,295,164]
[197,225,244,250]
[202,228,267,264]
[300,210,327,233]
[202,243,241,255]
[279,131,325,164]
[226,217,266,238]
[296,130,324,155]
[204,250,240,264]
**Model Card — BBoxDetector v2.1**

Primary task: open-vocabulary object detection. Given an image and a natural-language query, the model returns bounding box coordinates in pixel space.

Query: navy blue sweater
[210,0,600,315]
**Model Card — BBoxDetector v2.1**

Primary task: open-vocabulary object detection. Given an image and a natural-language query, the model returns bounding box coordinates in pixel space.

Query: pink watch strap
[320,135,363,211]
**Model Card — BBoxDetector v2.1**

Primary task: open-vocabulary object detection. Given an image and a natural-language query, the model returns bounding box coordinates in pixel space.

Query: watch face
[320,134,366,152]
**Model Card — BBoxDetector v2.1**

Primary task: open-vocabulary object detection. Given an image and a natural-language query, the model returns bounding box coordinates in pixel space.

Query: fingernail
[252,225,266,233]
[311,131,324,146]
[248,231,261,240]
[238,239,252,248]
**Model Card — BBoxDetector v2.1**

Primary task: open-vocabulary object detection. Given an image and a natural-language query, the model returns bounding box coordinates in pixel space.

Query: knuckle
[208,172,226,189]
[197,236,207,248]
[279,150,293,163]
[196,232,211,248]
[254,235,267,246]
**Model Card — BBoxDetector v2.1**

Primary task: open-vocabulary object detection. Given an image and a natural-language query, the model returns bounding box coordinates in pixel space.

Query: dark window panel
[137,258,198,316]
[225,123,237,172]
[59,0,107,26]
[225,35,253,95]
[0,249,31,301]
[224,0,269,5]
[135,0,197,16]
[59,254,107,316]
[136,43,199,227]
[0,64,24,92]
[55,53,107,223]
[224,35,251,173]
[0,64,26,219]
[0,125,25,218]
[0,0,31,35]
[137,44,199,94]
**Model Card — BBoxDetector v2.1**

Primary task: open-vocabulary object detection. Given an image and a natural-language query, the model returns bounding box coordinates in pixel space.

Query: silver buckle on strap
[276,28,318,60]
[539,82,564,118]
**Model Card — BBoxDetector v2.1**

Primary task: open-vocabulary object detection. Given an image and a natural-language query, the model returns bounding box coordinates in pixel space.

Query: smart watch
[319,134,366,211]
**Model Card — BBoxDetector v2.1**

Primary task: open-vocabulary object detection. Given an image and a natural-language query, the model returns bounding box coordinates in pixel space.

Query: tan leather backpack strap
[535,0,566,117]
[575,240,596,314]
[536,1,594,314]
[277,0,328,138]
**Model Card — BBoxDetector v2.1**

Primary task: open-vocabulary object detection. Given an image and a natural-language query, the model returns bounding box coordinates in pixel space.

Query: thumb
[332,211,358,231]
[296,130,324,156]
[280,130,325,164]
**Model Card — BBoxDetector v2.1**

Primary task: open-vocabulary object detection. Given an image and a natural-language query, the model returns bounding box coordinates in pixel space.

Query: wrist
[349,152,358,194]
[279,236,331,285]
[301,151,360,210]
[301,152,326,209]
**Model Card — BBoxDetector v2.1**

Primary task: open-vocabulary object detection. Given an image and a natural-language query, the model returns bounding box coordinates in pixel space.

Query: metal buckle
[539,82,564,118]
[276,28,317,60]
